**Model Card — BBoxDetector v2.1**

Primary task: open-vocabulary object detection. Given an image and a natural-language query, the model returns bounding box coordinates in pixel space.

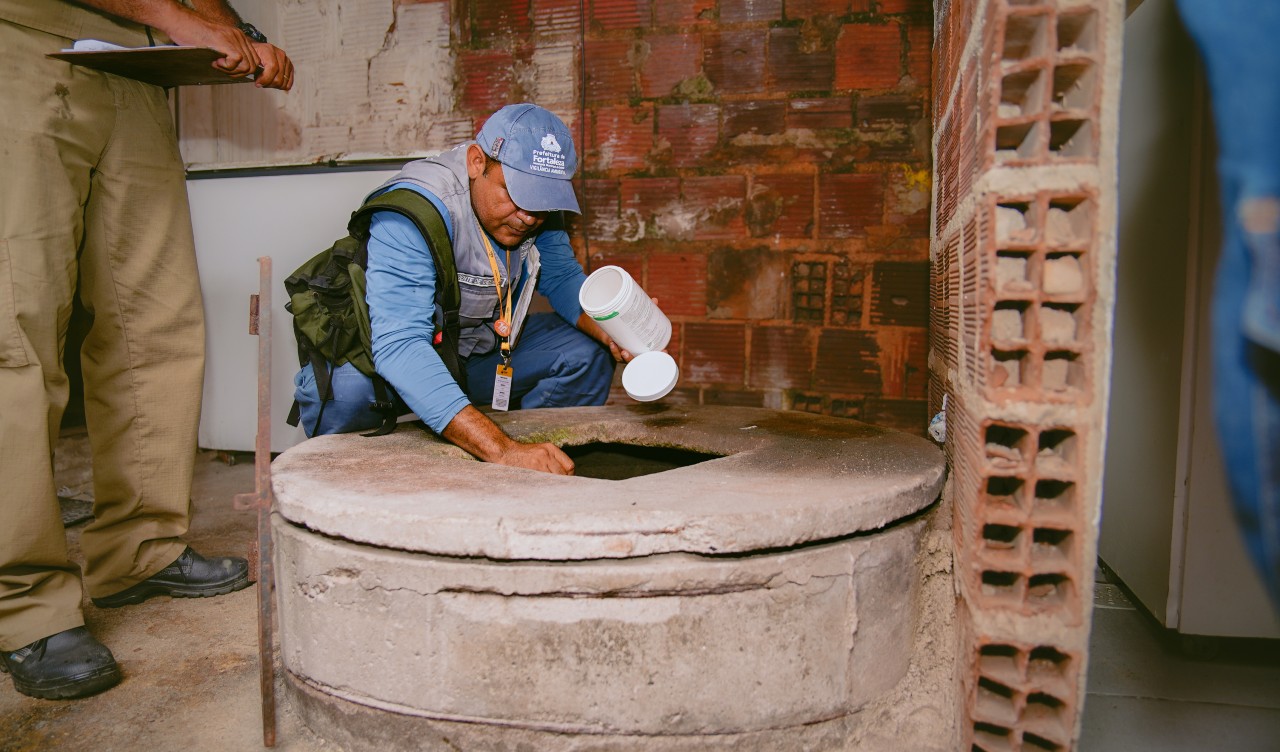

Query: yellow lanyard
[478,226,514,359]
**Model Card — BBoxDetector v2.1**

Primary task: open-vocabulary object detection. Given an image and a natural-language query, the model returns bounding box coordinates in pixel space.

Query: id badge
[492,363,514,411]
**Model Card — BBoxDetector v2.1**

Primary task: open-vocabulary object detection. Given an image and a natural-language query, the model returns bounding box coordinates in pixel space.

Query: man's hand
[576,298,666,364]
[577,311,631,362]
[72,1,294,87]
[602,334,634,363]
[250,42,294,90]
[162,10,261,77]
[442,405,575,476]
[493,441,575,475]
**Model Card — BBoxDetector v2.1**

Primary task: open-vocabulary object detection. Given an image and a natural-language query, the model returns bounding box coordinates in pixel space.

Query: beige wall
[178,0,462,169]
[1100,0,1196,622]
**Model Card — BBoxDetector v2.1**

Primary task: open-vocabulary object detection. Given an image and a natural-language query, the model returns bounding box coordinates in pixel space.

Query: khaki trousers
[0,20,204,650]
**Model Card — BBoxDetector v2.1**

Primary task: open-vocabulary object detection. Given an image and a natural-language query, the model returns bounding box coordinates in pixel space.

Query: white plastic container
[579,266,679,402]
[579,266,671,354]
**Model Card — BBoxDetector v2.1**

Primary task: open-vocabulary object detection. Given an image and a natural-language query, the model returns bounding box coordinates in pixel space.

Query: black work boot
[1,626,122,700]
[90,547,251,608]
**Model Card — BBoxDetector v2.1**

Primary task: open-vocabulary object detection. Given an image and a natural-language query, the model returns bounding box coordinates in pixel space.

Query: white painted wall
[1102,0,1279,638]
[188,167,397,452]
[1101,0,1195,622]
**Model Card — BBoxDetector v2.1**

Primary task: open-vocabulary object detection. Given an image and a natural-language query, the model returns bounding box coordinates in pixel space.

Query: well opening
[561,441,725,480]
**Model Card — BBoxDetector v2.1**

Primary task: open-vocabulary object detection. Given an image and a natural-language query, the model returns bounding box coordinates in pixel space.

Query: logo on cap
[530,132,567,177]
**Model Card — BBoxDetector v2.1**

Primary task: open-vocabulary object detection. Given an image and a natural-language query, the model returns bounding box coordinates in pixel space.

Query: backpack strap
[348,189,467,392]
[346,258,400,436]
[361,376,399,437]
[284,325,338,430]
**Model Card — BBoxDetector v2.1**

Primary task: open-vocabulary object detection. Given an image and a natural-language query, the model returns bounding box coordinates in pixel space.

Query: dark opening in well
[562,442,723,481]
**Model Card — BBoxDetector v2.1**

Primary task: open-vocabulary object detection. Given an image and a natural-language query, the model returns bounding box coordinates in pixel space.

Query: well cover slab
[271,404,945,560]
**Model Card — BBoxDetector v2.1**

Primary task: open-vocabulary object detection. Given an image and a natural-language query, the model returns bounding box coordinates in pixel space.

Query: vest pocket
[458,278,500,321]
[0,240,32,368]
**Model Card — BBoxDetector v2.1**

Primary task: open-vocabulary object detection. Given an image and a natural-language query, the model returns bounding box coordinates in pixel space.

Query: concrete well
[270,404,945,750]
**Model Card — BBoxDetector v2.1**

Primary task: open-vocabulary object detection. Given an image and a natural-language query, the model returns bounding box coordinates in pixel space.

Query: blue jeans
[293,313,615,437]
[1178,0,1280,606]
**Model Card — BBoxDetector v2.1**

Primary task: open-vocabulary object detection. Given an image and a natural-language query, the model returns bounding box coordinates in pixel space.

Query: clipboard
[47,46,254,87]
[508,245,541,348]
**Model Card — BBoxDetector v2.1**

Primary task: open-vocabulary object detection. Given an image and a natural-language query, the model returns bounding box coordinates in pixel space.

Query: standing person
[1177,0,1280,609]
[0,0,293,700]
[293,103,626,476]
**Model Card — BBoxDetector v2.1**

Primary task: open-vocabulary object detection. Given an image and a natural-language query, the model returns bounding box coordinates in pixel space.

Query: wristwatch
[239,22,268,44]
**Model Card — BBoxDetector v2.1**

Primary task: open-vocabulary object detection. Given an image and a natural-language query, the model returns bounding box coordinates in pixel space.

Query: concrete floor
[3,437,1280,751]
[0,442,332,752]
[1080,578,1280,751]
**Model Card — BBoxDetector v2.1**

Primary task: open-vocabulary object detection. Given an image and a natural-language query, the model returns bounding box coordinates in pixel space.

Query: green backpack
[284,188,465,436]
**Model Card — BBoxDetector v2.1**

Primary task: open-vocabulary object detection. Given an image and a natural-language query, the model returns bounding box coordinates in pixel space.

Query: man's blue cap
[476,103,580,214]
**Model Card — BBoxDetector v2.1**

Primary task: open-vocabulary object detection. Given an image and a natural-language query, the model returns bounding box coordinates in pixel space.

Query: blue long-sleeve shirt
[364,183,587,433]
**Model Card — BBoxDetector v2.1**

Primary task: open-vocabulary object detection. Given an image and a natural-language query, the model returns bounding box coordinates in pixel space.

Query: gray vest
[371,145,534,358]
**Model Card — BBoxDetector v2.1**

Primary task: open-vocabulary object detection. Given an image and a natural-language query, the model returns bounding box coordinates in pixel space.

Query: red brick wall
[451,0,933,433]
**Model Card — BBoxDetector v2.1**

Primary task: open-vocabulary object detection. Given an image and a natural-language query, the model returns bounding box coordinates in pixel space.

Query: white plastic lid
[621,351,680,402]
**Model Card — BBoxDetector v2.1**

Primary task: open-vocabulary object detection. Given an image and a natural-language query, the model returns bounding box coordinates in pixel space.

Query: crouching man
[294,103,631,476]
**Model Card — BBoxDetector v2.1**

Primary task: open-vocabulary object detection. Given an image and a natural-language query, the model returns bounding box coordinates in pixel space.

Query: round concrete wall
[271,405,944,749]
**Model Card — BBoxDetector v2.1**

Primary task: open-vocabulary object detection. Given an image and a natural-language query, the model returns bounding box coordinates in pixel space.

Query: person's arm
[183,0,238,24]
[575,311,630,362]
[72,0,293,89]
[366,203,575,475]
[73,0,256,74]
[534,225,636,362]
[184,0,293,90]
[442,406,574,475]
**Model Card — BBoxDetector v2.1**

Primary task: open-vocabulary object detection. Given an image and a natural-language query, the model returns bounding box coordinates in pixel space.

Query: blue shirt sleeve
[365,187,471,434]
[533,225,587,324]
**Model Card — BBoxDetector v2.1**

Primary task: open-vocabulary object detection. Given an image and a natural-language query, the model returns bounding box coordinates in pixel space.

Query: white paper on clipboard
[508,244,540,347]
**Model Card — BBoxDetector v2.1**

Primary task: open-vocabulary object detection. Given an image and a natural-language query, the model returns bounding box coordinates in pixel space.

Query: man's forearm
[185,0,241,26]
[75,0,242,23]
[576,312,608,347]
[73,0,285,83]
[74,0,247,35]
[72,0,191,31]
[442,405,575,475]
[441,405,517,463]
[577,311,629,362]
